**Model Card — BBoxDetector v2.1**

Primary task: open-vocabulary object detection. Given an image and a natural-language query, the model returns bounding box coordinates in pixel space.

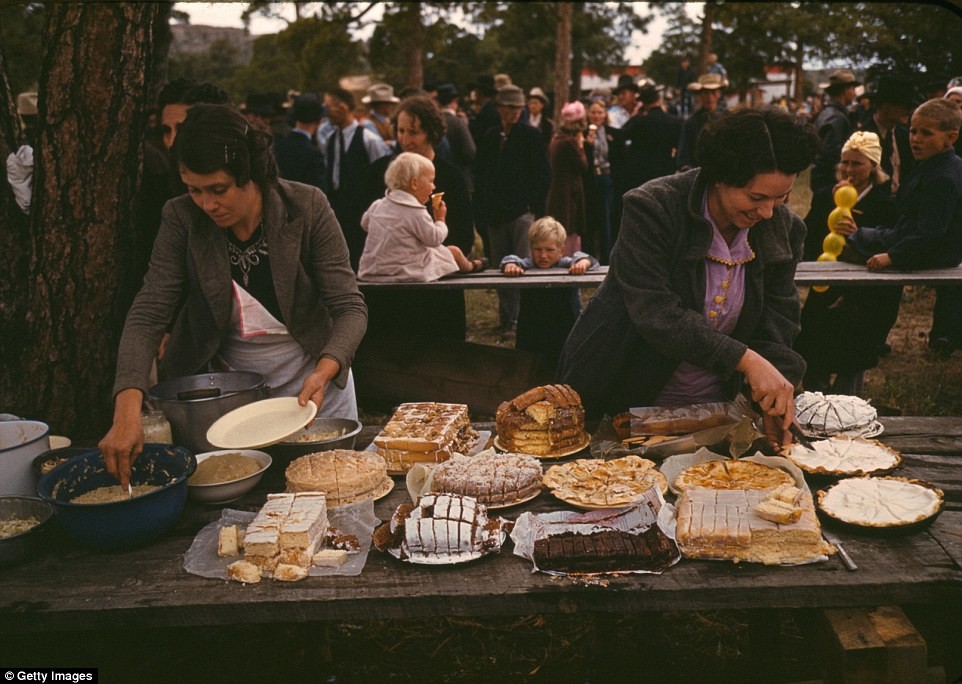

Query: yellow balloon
[826,206,851,231]
[834,185,858,209]
[817,252,837,262]
[822,232,846,255]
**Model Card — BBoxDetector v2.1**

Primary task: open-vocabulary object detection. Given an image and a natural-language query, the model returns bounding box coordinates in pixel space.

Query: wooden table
[1,417,959,636]
[356,263,962,291]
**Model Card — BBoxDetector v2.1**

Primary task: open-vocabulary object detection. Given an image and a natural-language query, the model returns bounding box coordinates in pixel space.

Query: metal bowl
[267,417,363,463]
[0,496,54,567]
[37,444,196,551]
[188,449,272,504]
[33,446,99,478]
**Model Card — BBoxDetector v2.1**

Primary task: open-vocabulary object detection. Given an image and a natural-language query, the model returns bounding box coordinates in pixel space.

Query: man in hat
[862,75,918,196]
[436,83,476,189]
[675,57,697,119]
[677,73,725,171]
[361,83,400,142]
[810,69,861,193]
[527,87,554,145]
[609,74,641,129]
[273,92,327,192]
[469,74,501,146]
[621,84,681,190]
[474,84,551,331]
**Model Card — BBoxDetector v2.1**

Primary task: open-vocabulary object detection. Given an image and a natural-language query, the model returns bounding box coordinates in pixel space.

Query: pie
[673,459,795,492]
[817,477,944,528]
[782,436,901,477]
[543,455,667,508]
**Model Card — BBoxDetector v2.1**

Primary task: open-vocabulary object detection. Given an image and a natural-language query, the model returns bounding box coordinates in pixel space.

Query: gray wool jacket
[558,168,806,417]
[113,180,368,397]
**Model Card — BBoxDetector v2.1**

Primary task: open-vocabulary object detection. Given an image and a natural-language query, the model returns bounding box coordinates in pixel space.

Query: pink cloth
[654,193,755,406]
[358,189,460,282]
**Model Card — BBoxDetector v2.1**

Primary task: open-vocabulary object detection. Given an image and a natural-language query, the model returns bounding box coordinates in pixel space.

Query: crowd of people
[13,57,957,481]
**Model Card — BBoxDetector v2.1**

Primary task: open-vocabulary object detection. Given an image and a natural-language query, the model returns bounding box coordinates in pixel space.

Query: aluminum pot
[0,420,51,496]
[267,417,363,464]
[149,372,266,454]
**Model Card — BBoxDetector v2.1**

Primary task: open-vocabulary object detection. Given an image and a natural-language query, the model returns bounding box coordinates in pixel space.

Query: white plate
[387,529,506,565]
[206,398,317,450]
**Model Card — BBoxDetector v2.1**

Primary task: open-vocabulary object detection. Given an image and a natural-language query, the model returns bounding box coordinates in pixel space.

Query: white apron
[217,282,357,420]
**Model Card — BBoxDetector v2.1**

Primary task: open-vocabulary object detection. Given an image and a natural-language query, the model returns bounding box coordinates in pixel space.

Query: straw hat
[362,83,400,105]
[687,73,726,92]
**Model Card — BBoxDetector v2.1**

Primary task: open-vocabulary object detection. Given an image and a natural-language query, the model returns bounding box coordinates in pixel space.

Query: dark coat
[546,131,588,237]
[810,101,855,193]
[676,107,717,171]
[469,100,500,145]
[114,180,368,396]
[850,148,962,269]
[558,169,806,417]
[273,130,327,192]
[861,116,914,196]
[620,107,683,191]
[475,122,551,224]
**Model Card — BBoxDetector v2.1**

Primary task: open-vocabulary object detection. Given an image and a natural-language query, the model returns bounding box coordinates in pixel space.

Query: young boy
[837,98,962,355]
[501,217,598,364]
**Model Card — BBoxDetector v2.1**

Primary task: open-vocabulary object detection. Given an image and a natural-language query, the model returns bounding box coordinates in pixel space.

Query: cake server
[822,531,857,571]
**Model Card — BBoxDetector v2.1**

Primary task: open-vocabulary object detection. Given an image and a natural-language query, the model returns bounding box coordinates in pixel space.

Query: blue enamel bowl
[37,444,196,551]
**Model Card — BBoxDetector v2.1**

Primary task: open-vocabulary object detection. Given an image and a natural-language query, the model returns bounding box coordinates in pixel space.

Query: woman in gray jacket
[101,104,367,485]
[559,107,818,448]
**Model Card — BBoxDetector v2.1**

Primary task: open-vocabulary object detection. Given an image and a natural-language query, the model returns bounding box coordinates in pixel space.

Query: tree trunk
[0,3,159,438]
[698,1,715,75]
[403,3,423,91]
[553,2,573,122]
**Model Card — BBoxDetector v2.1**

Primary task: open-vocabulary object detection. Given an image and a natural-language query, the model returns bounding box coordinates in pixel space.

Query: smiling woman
[559,107,819,450]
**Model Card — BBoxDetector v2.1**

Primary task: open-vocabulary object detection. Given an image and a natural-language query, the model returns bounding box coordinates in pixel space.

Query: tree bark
[553,2,573,121]
[403,2,423,91]
[698,1,715,75]
[0,3,159,438]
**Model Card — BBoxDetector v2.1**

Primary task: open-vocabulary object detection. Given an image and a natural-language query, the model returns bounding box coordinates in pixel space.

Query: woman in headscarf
[794,131,898,395]
[546,100,589,256]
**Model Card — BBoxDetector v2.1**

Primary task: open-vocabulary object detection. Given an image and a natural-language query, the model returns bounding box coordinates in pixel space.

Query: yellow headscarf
[842,131,883,166]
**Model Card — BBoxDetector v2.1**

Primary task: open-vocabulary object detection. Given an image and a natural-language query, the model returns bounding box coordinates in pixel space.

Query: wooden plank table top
[1,416,959,634]
[355,263,962,290]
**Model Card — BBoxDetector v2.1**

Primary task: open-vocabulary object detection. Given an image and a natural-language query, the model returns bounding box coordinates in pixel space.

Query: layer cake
[286,449,389,506]
[373,403,479,473]
[496,384,587,456]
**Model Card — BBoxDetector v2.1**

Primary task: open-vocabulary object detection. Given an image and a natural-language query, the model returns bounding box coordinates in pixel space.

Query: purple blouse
[653,192,756,406]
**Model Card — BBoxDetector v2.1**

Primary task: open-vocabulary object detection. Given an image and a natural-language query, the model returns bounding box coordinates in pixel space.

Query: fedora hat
[819,69,861,93]
[687,73,726,92]
[866,74,919,108]
[17,92,37,116]
[362,83,400,105]
[292,93,323,122]
[528,87,549,105]
[495,84,525,108]
[612,74,640,95]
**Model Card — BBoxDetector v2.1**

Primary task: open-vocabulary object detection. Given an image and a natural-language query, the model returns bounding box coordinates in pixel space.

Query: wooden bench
[356,263,962,291]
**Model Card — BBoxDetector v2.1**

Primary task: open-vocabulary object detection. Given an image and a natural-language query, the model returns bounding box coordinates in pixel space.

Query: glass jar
[142,410,173,444]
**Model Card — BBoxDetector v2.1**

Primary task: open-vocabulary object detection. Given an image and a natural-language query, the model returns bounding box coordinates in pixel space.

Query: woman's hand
[298,356,341,410]
[503,263,524,277]
[833,215,858,237]
[866,252,893,271]
[98,388,145,488]
[736,349,795,448]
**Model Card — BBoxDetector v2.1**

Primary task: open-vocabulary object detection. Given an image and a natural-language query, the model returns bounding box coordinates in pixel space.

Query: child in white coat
[359,152,485,282]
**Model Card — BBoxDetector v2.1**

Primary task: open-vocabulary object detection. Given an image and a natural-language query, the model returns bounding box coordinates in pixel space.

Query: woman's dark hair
[395,95,447,146]
[173,103,278,191]
[696,106,818,187]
